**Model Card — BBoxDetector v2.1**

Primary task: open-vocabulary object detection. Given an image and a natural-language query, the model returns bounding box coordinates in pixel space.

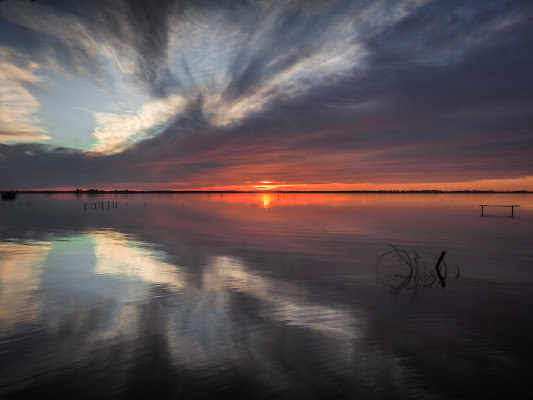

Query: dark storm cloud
[362,1,533,109]
[1,0,533,189]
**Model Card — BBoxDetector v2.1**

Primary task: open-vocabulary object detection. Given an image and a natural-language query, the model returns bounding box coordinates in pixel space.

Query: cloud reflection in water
[0,193,531,398]
[0,241,50,332]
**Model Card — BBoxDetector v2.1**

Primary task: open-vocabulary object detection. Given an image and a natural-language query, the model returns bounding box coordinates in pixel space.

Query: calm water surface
[1,193,532,399]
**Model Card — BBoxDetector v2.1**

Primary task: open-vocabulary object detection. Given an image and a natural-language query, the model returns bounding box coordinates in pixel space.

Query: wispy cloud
[0,2,107,82]
[91,94,187,153]
[0,47,49,142]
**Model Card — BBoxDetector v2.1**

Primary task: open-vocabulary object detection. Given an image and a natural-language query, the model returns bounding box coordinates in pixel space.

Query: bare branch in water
[376,244,460,299]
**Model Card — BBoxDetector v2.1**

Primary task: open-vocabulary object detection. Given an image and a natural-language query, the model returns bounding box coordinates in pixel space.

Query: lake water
[1,193,532,399]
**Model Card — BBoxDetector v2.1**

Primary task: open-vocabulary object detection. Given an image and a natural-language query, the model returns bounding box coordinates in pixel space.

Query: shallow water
[1,193,532,399]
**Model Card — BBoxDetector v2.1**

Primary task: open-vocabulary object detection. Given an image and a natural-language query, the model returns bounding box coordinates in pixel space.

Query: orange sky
[28,175,533,192]
[196,176,533,192]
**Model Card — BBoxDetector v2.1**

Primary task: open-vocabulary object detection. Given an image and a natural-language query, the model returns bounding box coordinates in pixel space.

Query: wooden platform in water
[479,204,520,217]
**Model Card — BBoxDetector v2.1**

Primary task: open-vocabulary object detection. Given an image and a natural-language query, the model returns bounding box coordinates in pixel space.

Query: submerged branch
[376,244,460,299]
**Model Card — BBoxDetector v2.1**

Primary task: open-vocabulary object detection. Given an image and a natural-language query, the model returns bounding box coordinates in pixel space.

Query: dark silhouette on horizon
[2,189,532,195]
[1,191,16,200]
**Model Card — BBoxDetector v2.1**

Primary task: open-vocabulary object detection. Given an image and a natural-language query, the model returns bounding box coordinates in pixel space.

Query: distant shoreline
[1,190,532,194]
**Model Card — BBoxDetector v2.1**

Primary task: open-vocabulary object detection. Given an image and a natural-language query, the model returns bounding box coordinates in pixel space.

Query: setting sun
[254,181,279,191]
[250,181,296,191]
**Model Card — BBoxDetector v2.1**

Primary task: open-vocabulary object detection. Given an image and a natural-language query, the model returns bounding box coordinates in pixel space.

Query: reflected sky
[0,241,50,331]
[1,193,533,398]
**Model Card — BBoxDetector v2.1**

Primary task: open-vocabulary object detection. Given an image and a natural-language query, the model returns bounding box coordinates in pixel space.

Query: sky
[0,0,532,191]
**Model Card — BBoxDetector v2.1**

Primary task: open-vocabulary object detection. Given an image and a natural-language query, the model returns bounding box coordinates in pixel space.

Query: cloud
[0,2,107,83]
[91,94,187,153]
[0,47,49,142]
[0,0,532,190]
[0,0,184,94]
[0,0,428,149]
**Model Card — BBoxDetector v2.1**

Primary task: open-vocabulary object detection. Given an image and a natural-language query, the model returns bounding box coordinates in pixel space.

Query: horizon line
[2,189,532,194]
